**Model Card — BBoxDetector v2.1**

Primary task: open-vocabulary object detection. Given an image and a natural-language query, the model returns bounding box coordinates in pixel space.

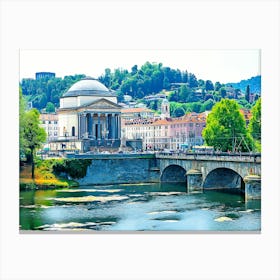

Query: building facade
[169,113,206,150]
[56,77,122,152]
[122,98,206,151]
[39,113,59,141]
[35,72,55,80]
[121,107,155,120]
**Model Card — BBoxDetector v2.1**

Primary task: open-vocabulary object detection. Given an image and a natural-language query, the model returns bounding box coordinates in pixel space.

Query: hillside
[226,75,261,94]
[20,63,260,115]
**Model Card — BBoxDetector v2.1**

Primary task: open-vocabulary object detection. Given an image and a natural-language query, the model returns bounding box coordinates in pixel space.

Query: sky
[19,49,260,84]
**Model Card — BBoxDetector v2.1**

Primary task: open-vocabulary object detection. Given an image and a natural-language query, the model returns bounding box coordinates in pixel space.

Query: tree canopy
[46,102,55,113]
[248,98,261,151]
[20,62,261,115]
[19,88,26,156]
[22,108,47,178]
[202,99,254,152]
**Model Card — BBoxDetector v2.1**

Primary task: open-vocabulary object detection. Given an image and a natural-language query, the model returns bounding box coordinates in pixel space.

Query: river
[20,183,261,232]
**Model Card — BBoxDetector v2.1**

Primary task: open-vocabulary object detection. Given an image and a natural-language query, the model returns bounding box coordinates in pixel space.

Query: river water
[20,183,261,232]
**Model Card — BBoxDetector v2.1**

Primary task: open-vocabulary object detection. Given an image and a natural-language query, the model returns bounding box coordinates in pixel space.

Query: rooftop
[121,107,153,113]
[40,113,58,121]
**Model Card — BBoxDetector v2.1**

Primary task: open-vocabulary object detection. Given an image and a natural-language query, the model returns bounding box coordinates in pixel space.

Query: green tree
[248,98,261,151]
[215,81,222,91]
[202,99,254,152]
[190,101,203,113]
[19,87,26,156]
[163,77,170,89]
[169,102,180,116]
[220,87,227,98]
[23,109,47,178]
[189,73,198,88]
[173,106,185,117]
[46,102,55,113]
[169,90,180,102]
[198,79,205,88]
[205,80,214,91]
[202,99,214,111]
[179,85,190,102]
[245,85,250,103]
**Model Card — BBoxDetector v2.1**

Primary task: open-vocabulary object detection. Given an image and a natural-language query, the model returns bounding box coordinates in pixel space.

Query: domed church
[57,77,122,152]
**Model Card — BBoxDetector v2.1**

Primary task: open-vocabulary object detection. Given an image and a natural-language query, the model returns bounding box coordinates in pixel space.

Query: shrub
[53,159,92,179]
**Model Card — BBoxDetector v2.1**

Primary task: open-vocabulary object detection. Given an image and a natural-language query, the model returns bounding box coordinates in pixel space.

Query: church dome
[62,77,112,97]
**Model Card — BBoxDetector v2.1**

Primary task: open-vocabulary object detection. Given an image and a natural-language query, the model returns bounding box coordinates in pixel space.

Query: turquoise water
[19,183,261,231]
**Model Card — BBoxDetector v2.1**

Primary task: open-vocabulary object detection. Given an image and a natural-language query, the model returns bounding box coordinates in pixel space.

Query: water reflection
[20,182,261,231]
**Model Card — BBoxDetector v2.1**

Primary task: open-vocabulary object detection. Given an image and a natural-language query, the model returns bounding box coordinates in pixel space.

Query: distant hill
[226,75,261,94]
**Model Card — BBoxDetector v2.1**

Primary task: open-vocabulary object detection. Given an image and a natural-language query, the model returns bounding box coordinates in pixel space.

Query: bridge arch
[161,164,187,183]
[203,167,245,190]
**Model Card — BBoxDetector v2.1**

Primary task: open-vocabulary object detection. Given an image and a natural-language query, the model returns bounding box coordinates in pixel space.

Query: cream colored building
[55,77,122,152]
[40,113,59,141]
[122,99,206,151]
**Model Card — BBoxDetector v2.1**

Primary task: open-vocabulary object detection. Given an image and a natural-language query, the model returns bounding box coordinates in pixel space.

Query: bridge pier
[186,169,203,193]
[244,175,261,201]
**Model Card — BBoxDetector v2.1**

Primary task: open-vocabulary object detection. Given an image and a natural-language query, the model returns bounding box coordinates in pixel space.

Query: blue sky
[20,49,260,84]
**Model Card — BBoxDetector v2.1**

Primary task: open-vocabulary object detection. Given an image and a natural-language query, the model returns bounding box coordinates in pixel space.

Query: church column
[105,113,109,139]
[108,114,112,139]
[114,114,118,139]
[97,113,101,140]
[118,114,121,140]
[80,113,86,138]
[91,113,95,139]
[116,114,120,139]
[78,113,81,139]
[111,114,116,140]
[88,113,92,137]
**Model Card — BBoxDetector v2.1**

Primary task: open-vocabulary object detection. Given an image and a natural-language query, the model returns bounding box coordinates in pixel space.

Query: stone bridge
[156,152,261,201]
[66,152,261,201]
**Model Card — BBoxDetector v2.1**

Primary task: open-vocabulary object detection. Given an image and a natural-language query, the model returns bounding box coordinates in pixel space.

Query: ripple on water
[36,221,116,230]
[214,216,233,222]
[53,195,129,203]
[56,189,123,193]
[152,215,181,222]
[239,209,254,213]
[147,210,178,215]
[149,192,184,196]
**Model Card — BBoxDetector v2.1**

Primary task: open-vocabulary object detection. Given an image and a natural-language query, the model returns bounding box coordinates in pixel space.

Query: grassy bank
[20,159,79,190]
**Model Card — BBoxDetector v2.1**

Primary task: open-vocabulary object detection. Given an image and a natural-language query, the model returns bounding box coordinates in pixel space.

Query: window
[72,126,75,136]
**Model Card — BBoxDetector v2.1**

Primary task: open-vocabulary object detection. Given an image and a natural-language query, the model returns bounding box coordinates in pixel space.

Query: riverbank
[20,162,79,190]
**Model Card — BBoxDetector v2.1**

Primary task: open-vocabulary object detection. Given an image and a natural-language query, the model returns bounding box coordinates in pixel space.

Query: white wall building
[55,77,122,152]
[39,113,59,141]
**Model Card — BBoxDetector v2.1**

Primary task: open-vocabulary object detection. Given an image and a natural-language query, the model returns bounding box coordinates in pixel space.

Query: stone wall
[77,155,160,185]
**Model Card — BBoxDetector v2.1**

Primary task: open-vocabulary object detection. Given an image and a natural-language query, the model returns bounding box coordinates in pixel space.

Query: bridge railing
[156,151,261,163]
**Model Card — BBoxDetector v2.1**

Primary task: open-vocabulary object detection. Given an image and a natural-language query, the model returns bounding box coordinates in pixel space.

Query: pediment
[81,98,122,110]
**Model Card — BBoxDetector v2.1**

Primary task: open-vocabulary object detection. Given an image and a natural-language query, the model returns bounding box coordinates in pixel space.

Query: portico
[79,112,121,140]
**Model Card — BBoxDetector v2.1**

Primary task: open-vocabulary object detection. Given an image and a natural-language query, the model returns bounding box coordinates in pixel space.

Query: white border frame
[1,1,279,279]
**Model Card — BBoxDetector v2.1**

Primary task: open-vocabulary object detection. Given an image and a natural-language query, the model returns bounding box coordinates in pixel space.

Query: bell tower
[161,98,170,119]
